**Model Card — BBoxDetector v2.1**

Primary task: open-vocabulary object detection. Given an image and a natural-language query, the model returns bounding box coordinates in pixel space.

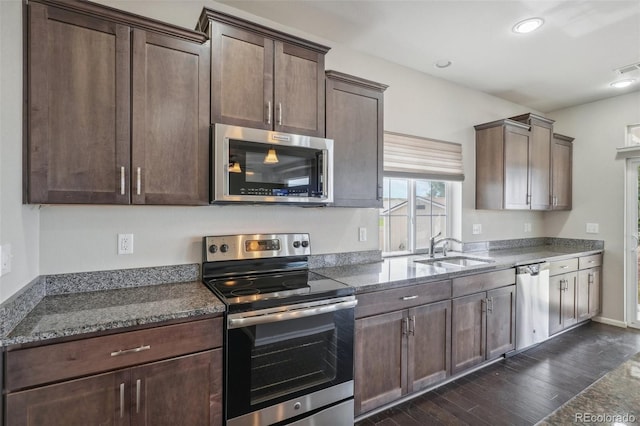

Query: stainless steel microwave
[212,124,334,204]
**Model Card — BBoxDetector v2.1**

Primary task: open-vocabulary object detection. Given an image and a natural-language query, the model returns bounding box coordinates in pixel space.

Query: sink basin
[414,255,494,268]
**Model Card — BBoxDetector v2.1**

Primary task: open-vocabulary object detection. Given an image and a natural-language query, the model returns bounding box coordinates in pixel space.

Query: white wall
[0,1,40,303]
[547,91,640,323]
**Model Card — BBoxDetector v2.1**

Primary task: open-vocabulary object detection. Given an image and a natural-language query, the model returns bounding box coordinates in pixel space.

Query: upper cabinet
[475,113,569,211]
[198,10,329,137]
[25,0,210,205]
[551,133,574,210]
[325,71,387,207]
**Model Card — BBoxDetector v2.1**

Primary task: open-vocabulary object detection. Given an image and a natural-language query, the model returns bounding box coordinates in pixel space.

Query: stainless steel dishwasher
[516,262,550,350]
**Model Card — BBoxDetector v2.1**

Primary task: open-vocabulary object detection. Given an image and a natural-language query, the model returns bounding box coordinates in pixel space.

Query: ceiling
[218,0,640,112]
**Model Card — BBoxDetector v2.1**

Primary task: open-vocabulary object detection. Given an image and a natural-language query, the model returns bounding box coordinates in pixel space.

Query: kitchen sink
[414,255,494,268]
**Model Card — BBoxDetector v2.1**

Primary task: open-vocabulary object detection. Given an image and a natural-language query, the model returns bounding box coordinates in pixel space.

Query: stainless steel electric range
[202,233,356,426]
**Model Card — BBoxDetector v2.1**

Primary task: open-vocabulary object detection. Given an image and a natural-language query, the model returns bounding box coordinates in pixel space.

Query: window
[379,177,450,255]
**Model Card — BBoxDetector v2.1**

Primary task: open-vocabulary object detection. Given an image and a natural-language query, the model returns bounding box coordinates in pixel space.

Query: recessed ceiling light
[610,79,636,89]
[512,17,544,34]
[434,60,452,69]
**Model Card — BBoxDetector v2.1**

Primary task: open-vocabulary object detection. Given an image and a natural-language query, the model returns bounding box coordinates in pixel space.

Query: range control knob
[208,245,218,254]
[293,241,301,248]
[220,244,229,253]
[301,240,309,248]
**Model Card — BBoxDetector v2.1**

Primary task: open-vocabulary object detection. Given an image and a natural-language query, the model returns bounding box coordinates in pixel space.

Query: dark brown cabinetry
[475,113,564,211]
[551,133,574,210]
[548,258,579,335]
[25,0,210,205]
[451,269,516,374]
[354,280,451,416]
[198,10,329,137]
[577,254,602,322]
[325,71,387,207]
[5,317,223,426]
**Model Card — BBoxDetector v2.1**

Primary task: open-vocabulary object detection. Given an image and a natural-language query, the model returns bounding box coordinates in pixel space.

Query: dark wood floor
[356,322,640,426]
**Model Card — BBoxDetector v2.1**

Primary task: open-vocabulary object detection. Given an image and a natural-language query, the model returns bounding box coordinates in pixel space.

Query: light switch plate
[472,224,482,235]
[586,223,599,234]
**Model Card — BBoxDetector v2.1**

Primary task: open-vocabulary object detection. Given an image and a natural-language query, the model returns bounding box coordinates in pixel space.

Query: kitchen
[1,0,640,425]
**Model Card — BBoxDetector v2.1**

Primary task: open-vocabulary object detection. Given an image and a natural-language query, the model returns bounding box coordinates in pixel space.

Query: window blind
[384,131,464,181]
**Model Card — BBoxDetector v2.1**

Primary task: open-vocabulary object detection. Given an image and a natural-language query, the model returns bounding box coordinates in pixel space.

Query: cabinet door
[486,285,516,360]
[6,369,130,426]
[577,270,591,322]
[274,41,325,137]
[529,124,552,210]
[563,272,578,329]
[407,300,451,393]
[131,350,222,426]
[551,137,573,210]
[131,30,210,205]
[451,292,486,374]
[354,311,406,415]
[210,22,273,129]
[503,126,531,209]
[589,267,601,317]
[549,275,564,335]
[27,3,130,204]
[326,75,384,207]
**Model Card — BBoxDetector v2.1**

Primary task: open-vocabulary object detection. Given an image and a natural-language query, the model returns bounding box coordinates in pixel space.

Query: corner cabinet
[25,0,210,205]
[551,133,574,210]
[5,317,223,426]
[325,71,387,207]
[354,281,452,416]
[475,113,569,211]
[198,10,329,137]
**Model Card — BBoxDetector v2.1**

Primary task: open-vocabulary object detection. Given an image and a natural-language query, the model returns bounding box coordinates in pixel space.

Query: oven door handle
[228,299,357,329]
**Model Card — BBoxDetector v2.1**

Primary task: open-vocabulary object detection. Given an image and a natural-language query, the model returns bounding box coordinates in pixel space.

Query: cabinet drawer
[549,258,579,275]
[356,280,451,319]
[579,254,602,269]
[6,317,222,392]
[452,268,515,298]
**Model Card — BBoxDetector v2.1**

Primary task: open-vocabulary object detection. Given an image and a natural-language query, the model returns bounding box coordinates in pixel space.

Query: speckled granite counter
[313,245,603,293]
[2,281,225,347]
[539,351,640,425]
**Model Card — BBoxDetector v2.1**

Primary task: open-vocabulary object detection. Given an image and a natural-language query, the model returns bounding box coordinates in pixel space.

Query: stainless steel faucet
[429,233,463,258]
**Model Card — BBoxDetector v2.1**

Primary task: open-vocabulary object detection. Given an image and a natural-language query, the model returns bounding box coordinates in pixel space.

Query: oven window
[247,313,337,404]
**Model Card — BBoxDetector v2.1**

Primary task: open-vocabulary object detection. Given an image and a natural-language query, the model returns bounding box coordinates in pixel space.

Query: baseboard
[592,316,627,328]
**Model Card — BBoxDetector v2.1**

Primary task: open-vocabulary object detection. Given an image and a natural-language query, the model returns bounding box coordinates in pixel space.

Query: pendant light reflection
[228,161,242,173]
[263,147,279,164]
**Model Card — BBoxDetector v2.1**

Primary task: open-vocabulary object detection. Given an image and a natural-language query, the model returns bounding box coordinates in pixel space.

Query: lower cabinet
[353,281,452,416]
[5,317,223,426]
[451,285,516,374]
[577,267,602,322]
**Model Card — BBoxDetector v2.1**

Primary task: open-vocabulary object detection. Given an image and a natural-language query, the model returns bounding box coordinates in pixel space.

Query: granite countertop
[3,281,225,347]
[313,245,603,293]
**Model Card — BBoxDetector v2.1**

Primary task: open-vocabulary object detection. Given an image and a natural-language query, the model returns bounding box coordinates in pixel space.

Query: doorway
[625,157,640,329]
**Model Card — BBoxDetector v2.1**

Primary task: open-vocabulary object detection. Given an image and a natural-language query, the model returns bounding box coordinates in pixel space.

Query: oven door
[225,297,356,425]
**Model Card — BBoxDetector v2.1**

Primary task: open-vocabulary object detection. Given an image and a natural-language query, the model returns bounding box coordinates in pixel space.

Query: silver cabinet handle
[136,379,141,414]
[403,317,409,336]
[111,345,151,357]
[278,102,283,125]
[526,194,531,205]
[409,315,416,335]
[560,265,569,269]
[266,101,271,125]
[136,167,141,195]
[228,298,357,329]
[401,295,419,301]
[120,167,126,195]
[120,382,125,418]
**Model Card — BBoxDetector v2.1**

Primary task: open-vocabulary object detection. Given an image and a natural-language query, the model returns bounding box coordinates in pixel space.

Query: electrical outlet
[524,223,532,233]
[358,227,367,242]
[472,224,482,235]
[0,244,12,276]
[586,223,599,234]
[118,234,134,255]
